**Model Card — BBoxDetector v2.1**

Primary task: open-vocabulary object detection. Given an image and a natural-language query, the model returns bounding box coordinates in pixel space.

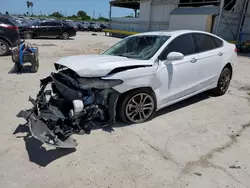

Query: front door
[156,33,200,108]
[38,22,52,37]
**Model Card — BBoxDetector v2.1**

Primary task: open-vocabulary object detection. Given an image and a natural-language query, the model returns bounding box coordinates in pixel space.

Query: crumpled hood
[55,55,154,77]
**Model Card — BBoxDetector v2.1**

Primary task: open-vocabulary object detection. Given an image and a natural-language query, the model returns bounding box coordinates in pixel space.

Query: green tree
[26,1,31,15]
[50,12,63,18]
[81,15,91,20]
[97,17,109,22]
[30,2,34,15]
[77,10,87,17]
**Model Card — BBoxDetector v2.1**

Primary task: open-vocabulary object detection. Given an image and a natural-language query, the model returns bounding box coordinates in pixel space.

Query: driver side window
[160,34,196,60]
[40,22,52,26]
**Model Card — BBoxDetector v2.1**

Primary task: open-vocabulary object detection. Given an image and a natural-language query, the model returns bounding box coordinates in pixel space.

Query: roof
[170,6,219,15]
[110,0,140,9]
[132,30,224,40]
[133,30,195,36]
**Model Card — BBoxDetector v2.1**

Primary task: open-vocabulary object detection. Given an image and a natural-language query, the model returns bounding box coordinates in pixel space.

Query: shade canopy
[110,0,140,9]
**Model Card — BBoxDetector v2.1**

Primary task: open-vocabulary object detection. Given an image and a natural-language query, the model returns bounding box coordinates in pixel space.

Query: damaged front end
[17,69,121,148]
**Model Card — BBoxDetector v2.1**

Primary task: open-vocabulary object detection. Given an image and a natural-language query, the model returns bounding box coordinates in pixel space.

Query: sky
[0,0,133,18]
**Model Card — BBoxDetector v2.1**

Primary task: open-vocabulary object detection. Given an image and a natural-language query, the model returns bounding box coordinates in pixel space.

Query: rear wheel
[118,89,156,124]
[212,67,232,96]
[0,39,10,56]
[61,32,69,40]
[24,32,33,39]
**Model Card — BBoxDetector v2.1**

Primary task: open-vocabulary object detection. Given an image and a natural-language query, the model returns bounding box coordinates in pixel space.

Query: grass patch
[103,29,139,35]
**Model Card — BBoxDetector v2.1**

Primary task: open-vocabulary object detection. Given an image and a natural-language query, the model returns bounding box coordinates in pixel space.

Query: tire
[31,59,39,73]
[0,39,10,56]
[61,32,69,40]
[212,67,232,96]
[118,88,156,124]
[24,32,33,39]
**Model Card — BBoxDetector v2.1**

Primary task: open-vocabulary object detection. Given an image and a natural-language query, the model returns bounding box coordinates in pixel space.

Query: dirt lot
[0,32,250,188]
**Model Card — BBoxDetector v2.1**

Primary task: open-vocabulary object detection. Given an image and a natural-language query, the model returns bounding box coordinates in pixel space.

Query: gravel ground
[0,32,250,188]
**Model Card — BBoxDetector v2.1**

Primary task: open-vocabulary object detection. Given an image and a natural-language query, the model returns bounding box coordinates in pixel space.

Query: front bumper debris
[17,73,120,149]
[17,98,78,149]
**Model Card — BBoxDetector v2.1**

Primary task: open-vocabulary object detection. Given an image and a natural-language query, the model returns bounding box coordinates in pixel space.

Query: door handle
[190,58,198,63]
[218,52,223,56]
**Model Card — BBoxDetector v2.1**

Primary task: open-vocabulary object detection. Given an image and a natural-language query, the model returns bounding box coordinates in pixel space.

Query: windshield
[102,35,170,60]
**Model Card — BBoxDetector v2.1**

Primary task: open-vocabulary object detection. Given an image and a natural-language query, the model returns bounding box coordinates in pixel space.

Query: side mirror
[167,52,184,61]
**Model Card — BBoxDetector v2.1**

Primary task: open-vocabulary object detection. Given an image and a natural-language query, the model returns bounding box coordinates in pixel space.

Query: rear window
[212,37,223,48]
[0,17,15,25]
[193,33,218,53]
[50,22,62,26]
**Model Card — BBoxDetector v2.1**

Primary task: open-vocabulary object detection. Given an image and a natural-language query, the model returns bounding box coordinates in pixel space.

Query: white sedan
[19,30,238,148]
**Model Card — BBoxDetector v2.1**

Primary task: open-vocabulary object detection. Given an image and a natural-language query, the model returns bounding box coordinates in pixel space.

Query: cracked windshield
[103,35,170,60]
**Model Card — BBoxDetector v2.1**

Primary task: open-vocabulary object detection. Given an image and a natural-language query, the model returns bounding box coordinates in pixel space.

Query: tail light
[234,47,238,53]
[0,23,18,30]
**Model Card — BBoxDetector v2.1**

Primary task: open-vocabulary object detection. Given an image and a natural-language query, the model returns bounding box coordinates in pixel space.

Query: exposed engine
[17,68,121,148]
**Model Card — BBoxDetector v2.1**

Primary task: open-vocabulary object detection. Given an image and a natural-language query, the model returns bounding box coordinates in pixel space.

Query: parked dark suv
[18,20,77,40]
[0,16,20,56]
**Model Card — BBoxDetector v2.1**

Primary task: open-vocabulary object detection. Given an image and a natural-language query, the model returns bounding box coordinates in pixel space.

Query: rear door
[193,33,224,89]
[49,22,63,36]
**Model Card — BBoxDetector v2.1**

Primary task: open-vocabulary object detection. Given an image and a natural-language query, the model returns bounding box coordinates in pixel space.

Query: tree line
[50,10,108,22]
[24,1,108,21]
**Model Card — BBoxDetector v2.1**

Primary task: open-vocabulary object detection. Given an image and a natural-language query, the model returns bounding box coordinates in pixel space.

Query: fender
[102,65,160,93]
[0,36,12,47]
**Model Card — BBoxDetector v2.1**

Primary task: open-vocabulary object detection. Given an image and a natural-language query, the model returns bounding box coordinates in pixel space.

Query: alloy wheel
[62,32,69,39]
[125,93,155,123]
[219,69,231,93]
[24,33,32,39]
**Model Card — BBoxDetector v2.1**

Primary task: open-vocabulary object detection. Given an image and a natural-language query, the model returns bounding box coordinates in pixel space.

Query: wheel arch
[61,30,69,35]
[223,62,233,78]
[0,36,11,47]
[117,86,157,105]
[116,86,157,123]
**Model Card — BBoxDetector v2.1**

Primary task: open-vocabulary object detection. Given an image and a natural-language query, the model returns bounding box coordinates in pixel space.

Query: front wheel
[212,67,232,96]
[118,89,156,124]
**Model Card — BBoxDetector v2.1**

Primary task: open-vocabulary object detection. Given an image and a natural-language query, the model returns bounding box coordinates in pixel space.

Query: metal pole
[215,0,225,35]
[109,4,112,29]
[236,0,249,41]
[147,0,153,31]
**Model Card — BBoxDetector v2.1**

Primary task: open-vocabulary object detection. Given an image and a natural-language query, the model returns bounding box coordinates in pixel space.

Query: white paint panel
[169,15,208,31]
[151,4,176,22]
[139,1,151,21]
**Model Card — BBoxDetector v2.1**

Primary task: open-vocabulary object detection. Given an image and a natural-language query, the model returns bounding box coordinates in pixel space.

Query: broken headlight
[77,78,123,89]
